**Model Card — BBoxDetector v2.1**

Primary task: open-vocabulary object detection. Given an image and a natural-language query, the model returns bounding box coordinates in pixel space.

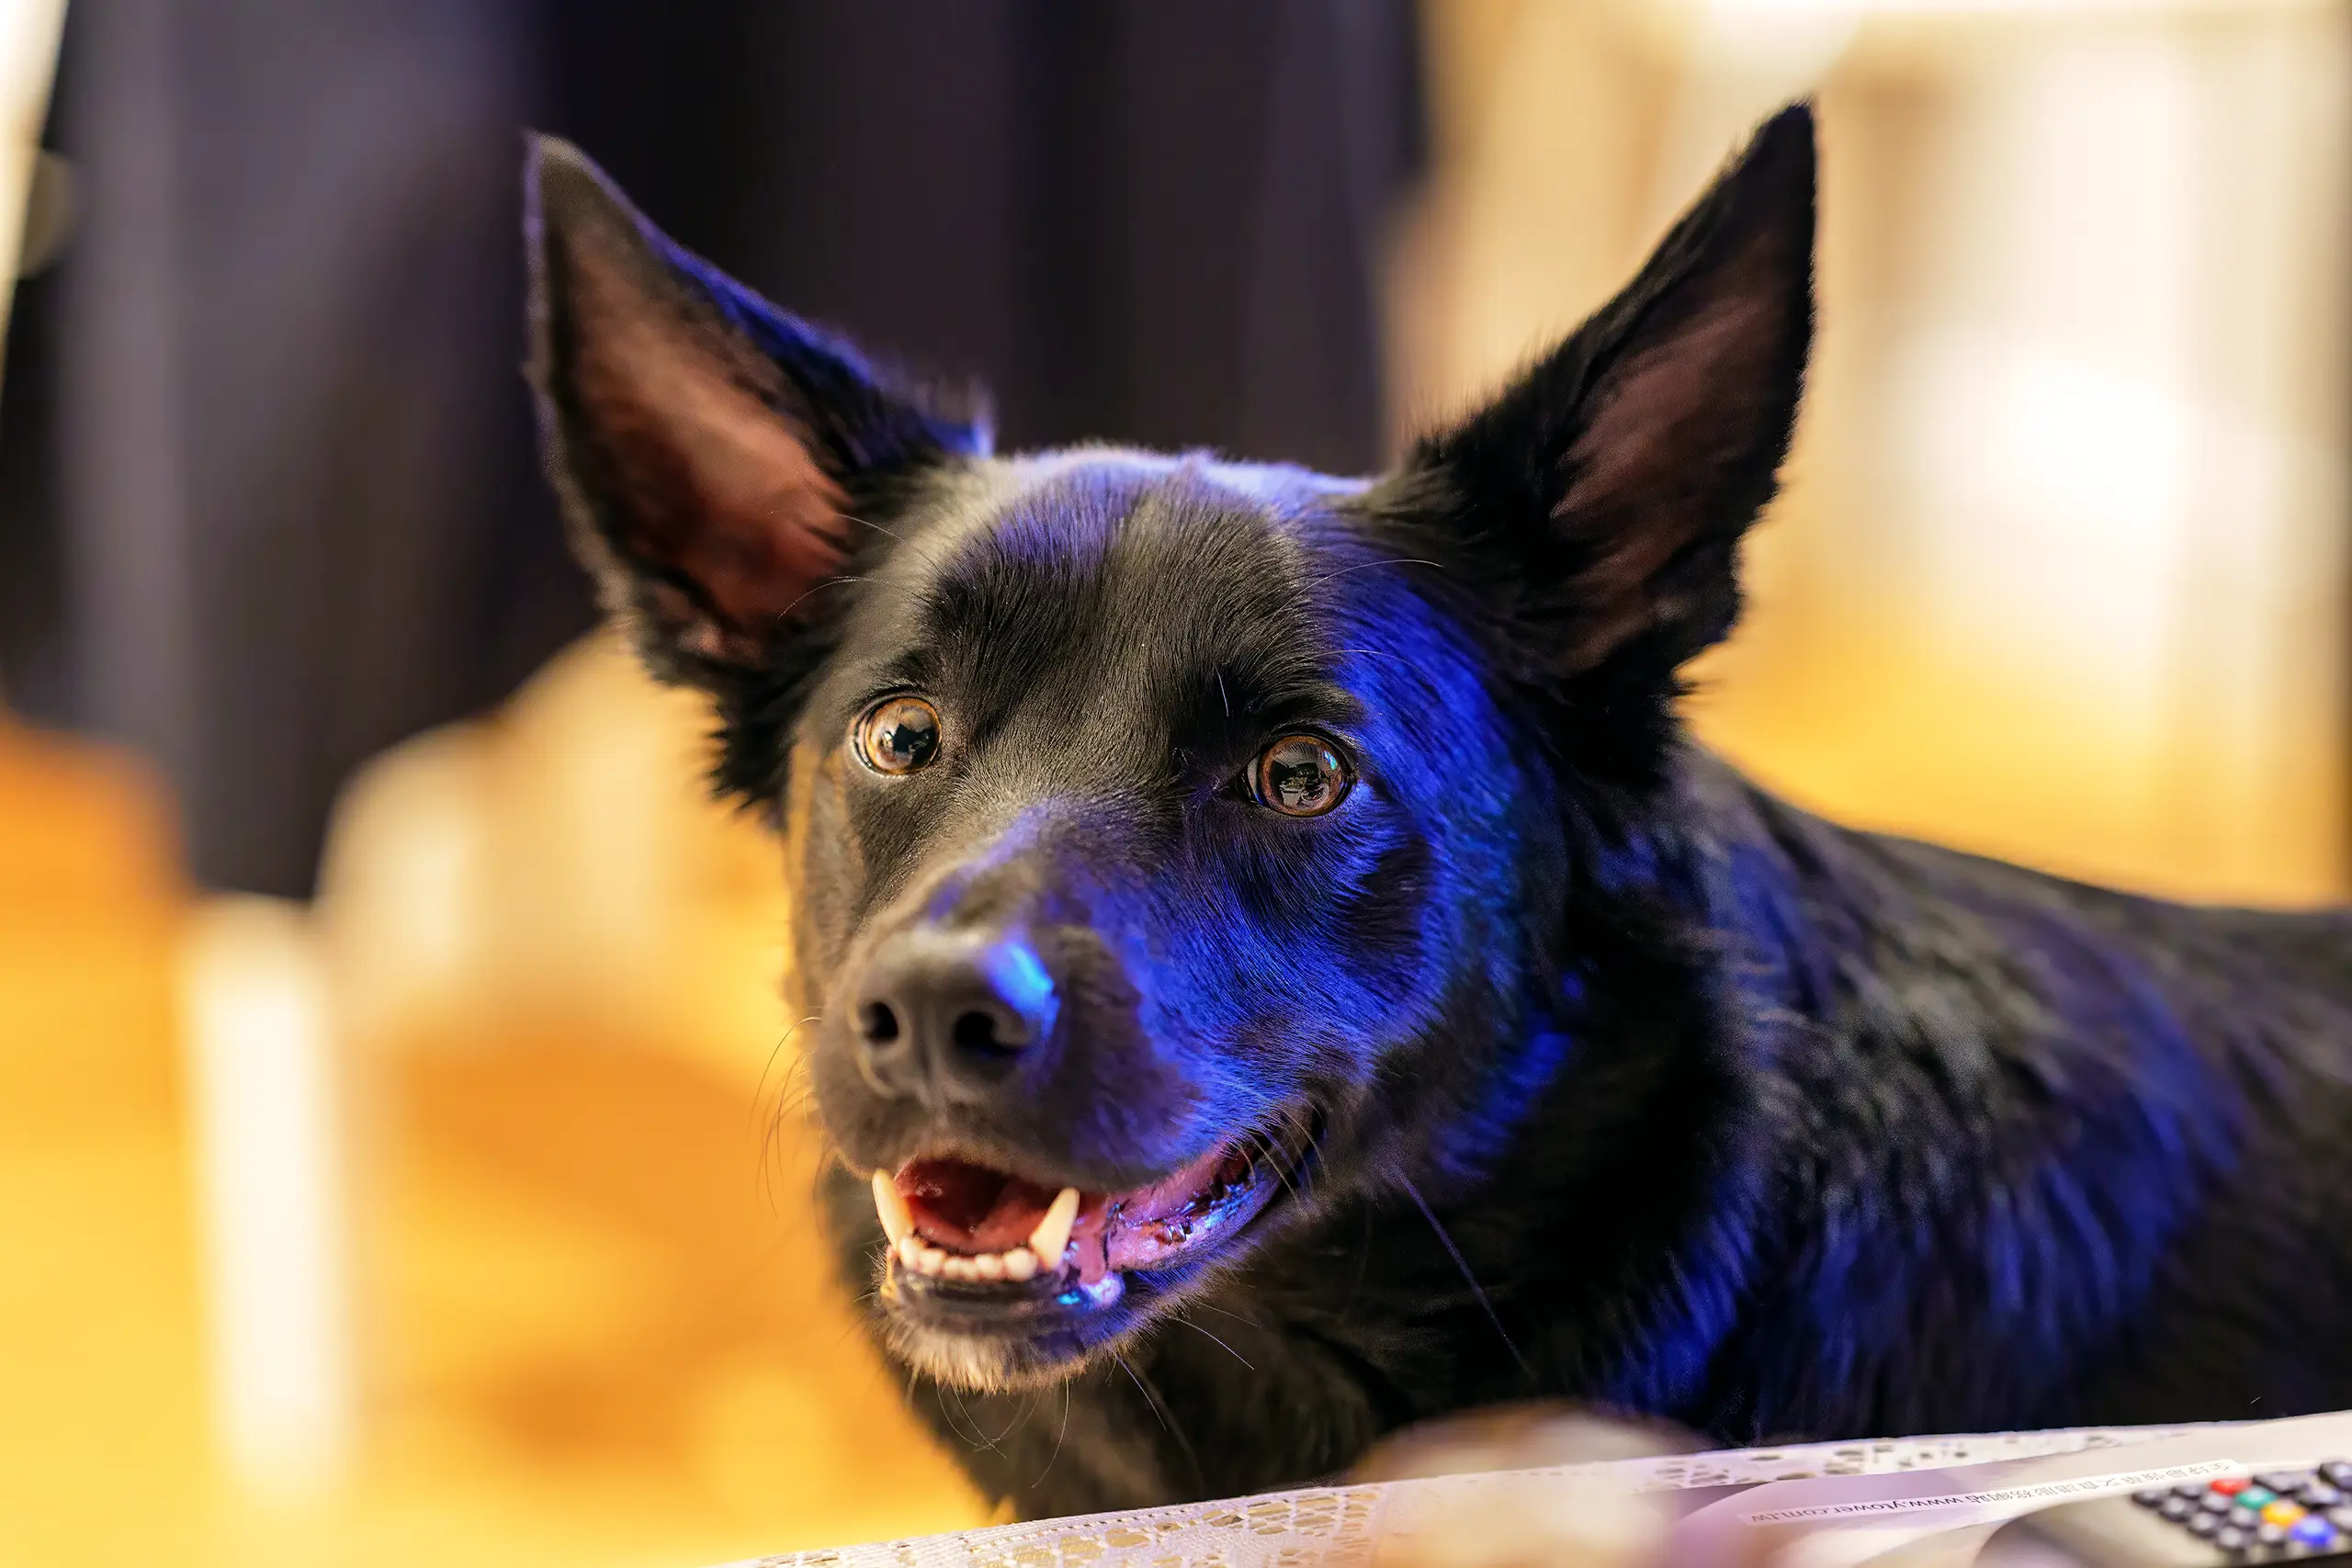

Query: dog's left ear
[524,135,988,684]
[1400,104,1814,708]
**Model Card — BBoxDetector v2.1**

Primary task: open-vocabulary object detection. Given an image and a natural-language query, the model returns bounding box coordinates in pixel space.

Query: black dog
[523,106,2352,1519]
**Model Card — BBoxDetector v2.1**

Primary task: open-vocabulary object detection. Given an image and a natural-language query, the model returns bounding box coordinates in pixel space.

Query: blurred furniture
[3,0,1420,899]
[0,0,63,358]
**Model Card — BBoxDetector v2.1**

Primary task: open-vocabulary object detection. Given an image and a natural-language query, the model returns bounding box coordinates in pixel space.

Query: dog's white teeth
[872,1169,913,1246]
[1028,1187,1080,1266]
[888,1237,1046,1282]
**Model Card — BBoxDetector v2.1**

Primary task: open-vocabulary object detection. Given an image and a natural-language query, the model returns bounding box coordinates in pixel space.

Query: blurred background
[0,2,2346,1565]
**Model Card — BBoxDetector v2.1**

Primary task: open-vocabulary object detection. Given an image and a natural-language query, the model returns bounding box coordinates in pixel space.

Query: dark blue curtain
[0,0,1424,897]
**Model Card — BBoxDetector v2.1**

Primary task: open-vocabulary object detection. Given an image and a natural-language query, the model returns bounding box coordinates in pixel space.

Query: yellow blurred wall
[1392,0,2352,906]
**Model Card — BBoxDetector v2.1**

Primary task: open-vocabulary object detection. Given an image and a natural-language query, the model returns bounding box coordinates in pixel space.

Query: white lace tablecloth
[720,1424,2219,1568]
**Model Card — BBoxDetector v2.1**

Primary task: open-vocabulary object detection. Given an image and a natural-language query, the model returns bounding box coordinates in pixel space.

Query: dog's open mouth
[869,1116,1314,1329]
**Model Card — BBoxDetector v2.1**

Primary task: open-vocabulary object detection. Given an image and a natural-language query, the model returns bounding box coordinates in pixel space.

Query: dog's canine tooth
[1028,1187,1080,1267]
[1001,1247,1037,1281]
[872,1169,913,1245]
[896,1235,922,1271]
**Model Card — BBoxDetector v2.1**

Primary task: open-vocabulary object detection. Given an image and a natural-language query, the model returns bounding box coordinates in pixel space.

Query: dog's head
[524,107,1812,1392]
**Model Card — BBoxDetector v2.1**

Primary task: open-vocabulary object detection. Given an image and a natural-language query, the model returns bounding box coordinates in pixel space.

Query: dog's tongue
[896,1159,1061,1256]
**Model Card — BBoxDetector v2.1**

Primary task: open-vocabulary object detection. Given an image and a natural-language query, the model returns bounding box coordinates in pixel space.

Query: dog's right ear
[525,135,988,685]
[1389,106,1814,781]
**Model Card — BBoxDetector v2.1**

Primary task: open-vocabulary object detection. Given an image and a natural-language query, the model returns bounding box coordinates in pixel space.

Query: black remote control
[2000,1461,2352,1564]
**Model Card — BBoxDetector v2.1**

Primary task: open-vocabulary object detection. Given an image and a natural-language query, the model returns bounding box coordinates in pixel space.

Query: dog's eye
[854,695,943,775]
[1251,735,1352,817]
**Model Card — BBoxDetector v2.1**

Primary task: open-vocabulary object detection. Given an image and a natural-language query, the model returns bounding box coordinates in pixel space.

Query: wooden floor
[0,717,985,1568]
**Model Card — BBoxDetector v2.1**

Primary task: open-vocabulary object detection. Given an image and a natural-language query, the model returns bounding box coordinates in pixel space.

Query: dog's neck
[1244,741,2227,1438]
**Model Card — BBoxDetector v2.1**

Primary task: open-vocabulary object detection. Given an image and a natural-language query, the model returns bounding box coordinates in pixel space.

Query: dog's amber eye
[855,695,943,775]
[1252,735,1351,817]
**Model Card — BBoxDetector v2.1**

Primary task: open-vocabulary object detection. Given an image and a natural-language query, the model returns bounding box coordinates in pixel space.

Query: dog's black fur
[523,106,2352,1519]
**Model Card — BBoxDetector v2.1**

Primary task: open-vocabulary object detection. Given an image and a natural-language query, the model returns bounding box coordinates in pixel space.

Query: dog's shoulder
[1676,744,2352,1025]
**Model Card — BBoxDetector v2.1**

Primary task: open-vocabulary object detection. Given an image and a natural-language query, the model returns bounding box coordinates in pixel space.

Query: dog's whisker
[1248,1127,1308,1206]
[773,572,924,624]
[983,1390,1037,1449]
[1329,646,1427,677]
[1110,1351,1163,1433]
[1181,1298,1271,1335]
[1305,556,1448,591]
[1026,1380,1072,1493]
[1170,1311,1254,1372]
[752,1018,822,1213]
[836,512,907,546]
[1252,1134,1301,1204]
[747,1017,813,1122]
[943,1386,1001,1454]
[1400,1173,1533,1382]
[1111,1351,1203,1492]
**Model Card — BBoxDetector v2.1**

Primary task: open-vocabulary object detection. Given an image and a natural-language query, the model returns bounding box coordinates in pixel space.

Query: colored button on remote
[2211,1477,2252,1496]
[2260,1499,2304,1527]
[2295,1516,2339,1550]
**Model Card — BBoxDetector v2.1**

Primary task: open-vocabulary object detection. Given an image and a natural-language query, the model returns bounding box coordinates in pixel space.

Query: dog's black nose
[853,928,1059,1103]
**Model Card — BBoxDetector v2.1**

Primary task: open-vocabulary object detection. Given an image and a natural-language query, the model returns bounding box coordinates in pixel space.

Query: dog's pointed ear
[1402,105,1814,698]
[525,135,989,683]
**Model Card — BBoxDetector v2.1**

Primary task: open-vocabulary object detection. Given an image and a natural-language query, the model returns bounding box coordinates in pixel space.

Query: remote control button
[2301,1483,2345,1509]
[2161,1496,2196,1521]
[2189,1512,2224,1539]
[2260,1500,2305,1528]
[2237,1486,2278,1511]
[2135,1487,2172,1507]
[2324,1462,2352,1491]
[2212,1478,2253,1496]
[2202,1492,2238,1515]
[2177,1482,2214,1500]
[2293,1516,2338,1550]
[2255,1472,2305,1493]
[2216,1525,2250,1551]
[2256,1522,2290,1548]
